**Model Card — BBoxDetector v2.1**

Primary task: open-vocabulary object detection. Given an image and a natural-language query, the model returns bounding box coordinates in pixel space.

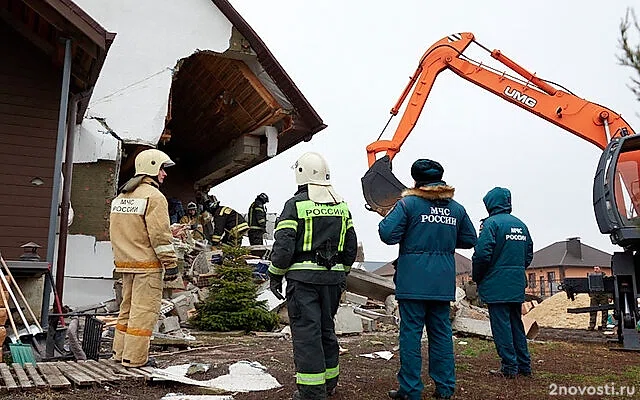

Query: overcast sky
[214,0,640,262]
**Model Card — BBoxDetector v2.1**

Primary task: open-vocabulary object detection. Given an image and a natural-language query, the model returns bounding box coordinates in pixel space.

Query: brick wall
[69,161,118,240]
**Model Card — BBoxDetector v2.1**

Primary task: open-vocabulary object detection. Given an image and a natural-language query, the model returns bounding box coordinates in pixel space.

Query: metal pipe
[55,96,79,305]
[43,38,72,326]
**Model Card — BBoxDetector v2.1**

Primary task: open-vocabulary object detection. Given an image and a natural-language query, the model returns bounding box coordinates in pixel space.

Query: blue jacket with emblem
[472,187,533,303]
[378,184,477,301]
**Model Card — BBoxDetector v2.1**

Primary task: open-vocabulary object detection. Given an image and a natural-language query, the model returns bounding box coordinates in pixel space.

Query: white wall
[75,0,234,146]
[66,0,237,307]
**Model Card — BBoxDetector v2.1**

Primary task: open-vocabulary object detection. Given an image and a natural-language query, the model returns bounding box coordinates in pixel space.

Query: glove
[269,273,284,300]
[164,266,179,282]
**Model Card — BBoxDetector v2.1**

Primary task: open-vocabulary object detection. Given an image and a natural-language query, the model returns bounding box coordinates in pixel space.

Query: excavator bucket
[361,155,407,216]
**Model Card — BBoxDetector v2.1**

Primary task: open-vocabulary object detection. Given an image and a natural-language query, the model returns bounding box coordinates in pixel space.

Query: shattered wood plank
[70,361,109,384]
[24,363,47,388]
[0,363,17,391]
[99,359,146,380]
[37,363,70,389]
[53,361,95,386]
[11,363,33,389]
[346,268,395,302]
[85,360,123,381]
[138,366,156,378]
[126,366,153,380]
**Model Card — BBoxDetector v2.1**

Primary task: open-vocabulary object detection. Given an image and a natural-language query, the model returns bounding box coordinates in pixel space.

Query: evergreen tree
[191,245,279,332]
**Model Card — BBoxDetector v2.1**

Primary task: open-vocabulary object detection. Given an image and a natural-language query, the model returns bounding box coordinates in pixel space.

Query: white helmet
[294,152,331,186]
[135,149,175,177]
[293,152,342,203]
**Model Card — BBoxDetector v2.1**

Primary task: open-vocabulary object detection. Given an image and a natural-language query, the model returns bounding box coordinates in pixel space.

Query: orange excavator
[361,32,640,350]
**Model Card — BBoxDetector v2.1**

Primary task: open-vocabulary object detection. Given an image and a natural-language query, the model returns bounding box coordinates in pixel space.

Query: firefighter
[205,195,249,246]
[179,201,210,242]
[248,193,269,245]
[110,149,179,368]
[268,152,358,400]
[380,159,477,400]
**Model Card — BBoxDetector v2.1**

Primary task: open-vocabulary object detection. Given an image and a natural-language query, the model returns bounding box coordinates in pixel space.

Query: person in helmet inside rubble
[204,195,249,247]
[268,152,358,400]
[109,148,179,368]
[247,193,269,245]
[179,201,210,242]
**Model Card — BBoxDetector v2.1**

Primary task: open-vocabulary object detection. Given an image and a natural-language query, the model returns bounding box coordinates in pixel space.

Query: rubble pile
[526,292,591,329]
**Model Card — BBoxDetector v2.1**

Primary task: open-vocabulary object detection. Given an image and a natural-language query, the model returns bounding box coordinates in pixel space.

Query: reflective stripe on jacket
[110,177,177,273]
[269,186,358,285]
[248,200,267,231]
[211,206,249,244]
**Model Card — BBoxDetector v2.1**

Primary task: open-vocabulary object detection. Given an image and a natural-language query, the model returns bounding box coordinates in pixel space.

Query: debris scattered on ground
[152,361,281,392]
[358,350,394,360]
[161,394,234,400]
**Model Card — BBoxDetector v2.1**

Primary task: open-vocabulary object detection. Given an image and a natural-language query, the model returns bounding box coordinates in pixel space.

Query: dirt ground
[1,328,639,400]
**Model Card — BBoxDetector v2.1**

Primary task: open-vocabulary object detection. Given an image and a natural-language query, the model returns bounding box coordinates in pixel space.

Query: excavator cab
[594,133,640,249]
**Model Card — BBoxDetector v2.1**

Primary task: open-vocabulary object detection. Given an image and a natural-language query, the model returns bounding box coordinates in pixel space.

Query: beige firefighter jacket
[110,176,177,273]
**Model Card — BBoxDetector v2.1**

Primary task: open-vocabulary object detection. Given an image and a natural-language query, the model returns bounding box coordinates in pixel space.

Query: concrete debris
[160,316,181,334]
[452,317,493,339]
[346,268,395,302]
[152,361,281,392]
[335,305,363,335]
[344,291,368,306]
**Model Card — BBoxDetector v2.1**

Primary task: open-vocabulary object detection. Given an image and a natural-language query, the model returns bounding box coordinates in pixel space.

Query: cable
[89,67,172,106]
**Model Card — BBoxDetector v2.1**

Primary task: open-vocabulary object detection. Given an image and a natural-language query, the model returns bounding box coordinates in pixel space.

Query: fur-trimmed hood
[402,184,455,200]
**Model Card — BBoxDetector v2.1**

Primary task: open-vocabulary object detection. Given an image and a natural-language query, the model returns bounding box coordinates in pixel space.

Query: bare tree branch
[618,8,640,102]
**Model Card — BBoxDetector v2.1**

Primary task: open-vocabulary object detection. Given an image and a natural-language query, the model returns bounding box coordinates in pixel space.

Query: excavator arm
[362,32,636,216]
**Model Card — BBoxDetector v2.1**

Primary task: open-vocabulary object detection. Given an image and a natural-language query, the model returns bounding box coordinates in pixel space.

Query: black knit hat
[411,159,444,185]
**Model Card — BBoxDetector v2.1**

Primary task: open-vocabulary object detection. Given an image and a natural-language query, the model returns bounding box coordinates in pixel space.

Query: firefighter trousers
[287,279,342,400]
[112,271,163,367]
[248,230,265,245]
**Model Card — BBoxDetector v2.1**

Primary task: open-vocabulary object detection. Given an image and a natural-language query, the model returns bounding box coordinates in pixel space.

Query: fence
[526,278,564,298]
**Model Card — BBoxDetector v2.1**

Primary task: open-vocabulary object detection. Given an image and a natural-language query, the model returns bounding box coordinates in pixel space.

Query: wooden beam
[22,0,99,58]
[0,7,55,56]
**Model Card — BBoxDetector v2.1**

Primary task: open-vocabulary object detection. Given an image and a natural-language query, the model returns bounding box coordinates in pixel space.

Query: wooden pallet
[0,359,156,391]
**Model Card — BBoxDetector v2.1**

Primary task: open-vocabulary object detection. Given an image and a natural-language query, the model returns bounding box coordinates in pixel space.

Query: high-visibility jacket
[109,177,177,273]
[211,206,249,245]
[247,200,267,232]
[269,186,358,285]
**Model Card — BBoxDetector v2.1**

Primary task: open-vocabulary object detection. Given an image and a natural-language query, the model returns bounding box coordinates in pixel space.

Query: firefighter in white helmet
[110,148,178,368]
[269,152,358,399]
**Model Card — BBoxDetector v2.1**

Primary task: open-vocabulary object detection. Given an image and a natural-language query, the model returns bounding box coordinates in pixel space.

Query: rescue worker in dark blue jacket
[472,187,533,379]
[268,152,358,400]
[379,159,477,400]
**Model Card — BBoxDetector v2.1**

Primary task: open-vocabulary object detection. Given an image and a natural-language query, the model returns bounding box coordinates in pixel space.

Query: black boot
[388,389,409,399]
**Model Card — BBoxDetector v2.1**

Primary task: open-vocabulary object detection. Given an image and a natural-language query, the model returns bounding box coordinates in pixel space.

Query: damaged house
[3,0,326,311]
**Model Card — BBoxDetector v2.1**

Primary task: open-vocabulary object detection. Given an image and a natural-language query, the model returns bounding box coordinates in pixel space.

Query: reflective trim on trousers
[296,371,326,385]
[325,365,339,380]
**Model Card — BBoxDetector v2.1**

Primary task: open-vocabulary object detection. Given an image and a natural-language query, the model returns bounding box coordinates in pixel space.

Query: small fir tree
[191,245,279,332]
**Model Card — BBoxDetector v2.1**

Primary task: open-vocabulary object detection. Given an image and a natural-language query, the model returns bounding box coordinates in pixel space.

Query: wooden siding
[0,23,60,260]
